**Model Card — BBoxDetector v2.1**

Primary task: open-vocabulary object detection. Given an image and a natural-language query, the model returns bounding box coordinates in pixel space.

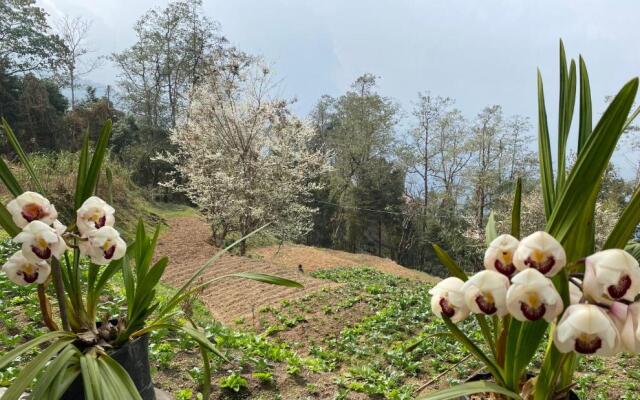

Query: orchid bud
[583,249,640,305]
[6,191,58,228]
[79,226,126,265]
[506,269,563,322]
[484,234,519,278]
[554,304,620,356]
[461,270,510,317]
[77,196,116,237]
[513,231,566,277]
[2,250,50,285]
[14,220,67,262]
[429,277,470,322]
[570,279,583,305]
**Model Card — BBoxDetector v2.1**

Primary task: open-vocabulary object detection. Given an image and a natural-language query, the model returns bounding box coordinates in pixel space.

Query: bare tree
[56,16,101,110]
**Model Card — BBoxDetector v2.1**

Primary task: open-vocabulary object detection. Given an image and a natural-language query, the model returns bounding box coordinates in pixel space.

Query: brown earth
[252,243,438,283]
[157,216,338,324]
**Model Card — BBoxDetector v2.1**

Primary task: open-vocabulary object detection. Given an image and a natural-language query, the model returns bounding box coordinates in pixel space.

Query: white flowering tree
[160,62,329,254]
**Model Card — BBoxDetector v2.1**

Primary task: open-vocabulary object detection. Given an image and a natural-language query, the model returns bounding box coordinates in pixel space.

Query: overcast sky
[38,0,640,174]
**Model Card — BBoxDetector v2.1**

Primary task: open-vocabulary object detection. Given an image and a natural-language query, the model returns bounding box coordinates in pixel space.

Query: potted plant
[422,41,640,399]
[0,119,302,400]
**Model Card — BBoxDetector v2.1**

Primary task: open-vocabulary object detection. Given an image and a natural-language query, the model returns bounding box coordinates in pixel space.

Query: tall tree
[56,16,101,110]
[0,0,65,76]
[112,0,228,129]
[162,61,328,254]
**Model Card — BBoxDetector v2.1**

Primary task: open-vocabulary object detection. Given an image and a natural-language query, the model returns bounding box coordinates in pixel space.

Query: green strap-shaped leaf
[577,56,592,153]
[81,120,113,202]
[0,201,20,237]
[0,156,23,197]
[31,346,80,399]
[432,243,468,281]
[228,272,303,288]
[537,70,555,219]
[511,178,522,239]
[74,134,90,210]
[441,318,505,386]
[0,331,75,370]
[604,185,640,249]
[556,41,577,194]
[98,354,143,400]
[417,381,522,400]
[547,78,638,243]
[485,212,497,246]
[0,118,45,194]
[176,324,229,362]
[1,338,75,400]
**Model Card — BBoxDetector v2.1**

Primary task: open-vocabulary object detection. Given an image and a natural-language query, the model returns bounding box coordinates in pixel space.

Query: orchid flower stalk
[421,41,640,400]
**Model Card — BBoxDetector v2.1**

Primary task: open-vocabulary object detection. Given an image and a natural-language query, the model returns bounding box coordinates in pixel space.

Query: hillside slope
[158,216,437,324]
[158,217,337,324]
[252,243,438,283]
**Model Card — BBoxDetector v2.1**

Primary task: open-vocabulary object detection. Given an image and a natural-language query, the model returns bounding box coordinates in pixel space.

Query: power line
[313,199,410,216]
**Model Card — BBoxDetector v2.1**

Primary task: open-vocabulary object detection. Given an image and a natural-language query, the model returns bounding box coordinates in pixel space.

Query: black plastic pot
[61,334,155,400]
[462,373,580,400]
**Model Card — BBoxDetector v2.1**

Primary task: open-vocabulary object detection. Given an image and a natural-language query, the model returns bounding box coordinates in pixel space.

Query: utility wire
[313,199,411,216]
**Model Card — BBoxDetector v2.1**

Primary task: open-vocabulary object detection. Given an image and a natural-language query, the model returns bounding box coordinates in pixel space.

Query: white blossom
[609,302,640,353]
[79,226,126,265]
[429,277,469,322]
[513,231,566,277]
[461,270,510,317]
[484,234,519,278]
[583,249,640,305]
[506,269,563,322]
[2,250,50,285]
[14,220,67,261]
[76,196,115,237]
[6,191,58,228]
[554,304,620,356]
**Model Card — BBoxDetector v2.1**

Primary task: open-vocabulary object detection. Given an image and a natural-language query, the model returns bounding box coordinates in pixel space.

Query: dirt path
[157,217,336,324]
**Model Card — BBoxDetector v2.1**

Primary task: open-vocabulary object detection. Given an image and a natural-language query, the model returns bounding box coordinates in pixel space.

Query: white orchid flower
[429,277,470,322]
[79,226,126,265]
[6,191,58,228]
[513,231,566,277]
[461,270,510,317]
[77,196,116,237]
[506,269,563,322]
[608,302,640,354]
[14,220,67,262]
[583,249,640,305]
[554,304,620,356]
[2,250,50,285]
[484,234,519,278]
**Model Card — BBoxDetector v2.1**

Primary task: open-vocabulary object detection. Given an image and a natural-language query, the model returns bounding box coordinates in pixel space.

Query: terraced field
[157,217,339,324]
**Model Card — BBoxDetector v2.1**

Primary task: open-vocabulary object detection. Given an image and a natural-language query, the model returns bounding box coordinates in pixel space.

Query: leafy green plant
[423,41,640,400]
[0,119,303,399]
[219,372,248,392]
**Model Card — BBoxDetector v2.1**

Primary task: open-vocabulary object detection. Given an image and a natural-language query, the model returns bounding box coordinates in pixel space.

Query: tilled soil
[157,217,338,324]
[252,243,438,283]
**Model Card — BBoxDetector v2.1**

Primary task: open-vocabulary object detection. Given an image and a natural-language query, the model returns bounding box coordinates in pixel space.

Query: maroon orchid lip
[439,297,456,318]
[21,203,47,222]
[607,275,632,299]
[520,301,546,321]
[575,336,602,354]
[475,295,497,314]
[21,271,39,283]
[94,215,106,229]
[31,245,51,259]
[103,245,116,259]
[495,259,516,277]
[524,256,556,275]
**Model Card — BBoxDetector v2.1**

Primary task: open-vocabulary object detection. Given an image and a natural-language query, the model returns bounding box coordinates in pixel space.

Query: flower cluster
[1,192,126,285]
[429,231,640,356]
